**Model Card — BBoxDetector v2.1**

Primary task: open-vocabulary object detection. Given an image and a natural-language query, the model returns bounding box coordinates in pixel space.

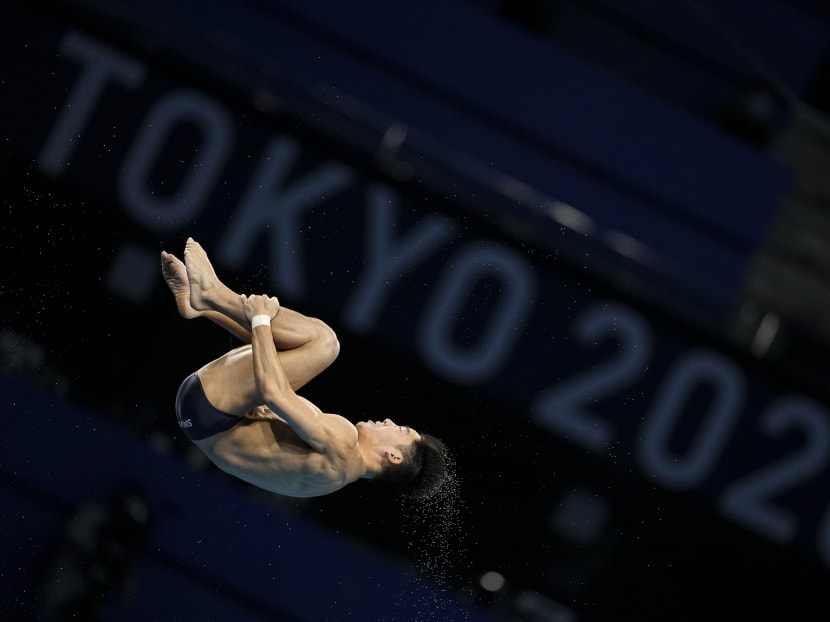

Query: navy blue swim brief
[175,372,241,440]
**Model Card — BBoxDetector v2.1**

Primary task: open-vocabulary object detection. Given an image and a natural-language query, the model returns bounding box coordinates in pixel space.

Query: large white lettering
[343,184,455,334]
[218,136,354,299]
[118,90,233,231]
[636,350,744,489]
[38,31,145,176]
[419,242,536,384]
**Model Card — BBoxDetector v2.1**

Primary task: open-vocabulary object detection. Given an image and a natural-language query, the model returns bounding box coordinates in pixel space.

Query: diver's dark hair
[374,433,448,499]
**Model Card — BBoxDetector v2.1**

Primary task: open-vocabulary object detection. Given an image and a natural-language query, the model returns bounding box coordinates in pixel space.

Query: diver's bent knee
[323,327,341,365]
[312,318,340,364]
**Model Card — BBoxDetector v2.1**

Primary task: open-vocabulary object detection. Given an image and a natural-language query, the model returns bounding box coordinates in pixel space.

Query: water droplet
[395,451,472,619]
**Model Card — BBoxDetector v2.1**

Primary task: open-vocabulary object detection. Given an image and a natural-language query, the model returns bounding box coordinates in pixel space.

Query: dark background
[3,1,830,620]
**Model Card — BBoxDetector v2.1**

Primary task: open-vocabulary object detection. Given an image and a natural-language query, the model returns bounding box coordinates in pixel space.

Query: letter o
[418,242,535,384]
[118,89,232,231]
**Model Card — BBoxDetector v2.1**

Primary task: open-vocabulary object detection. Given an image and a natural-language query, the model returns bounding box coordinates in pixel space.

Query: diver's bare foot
[184,237,221,312]
[161,251,201,319]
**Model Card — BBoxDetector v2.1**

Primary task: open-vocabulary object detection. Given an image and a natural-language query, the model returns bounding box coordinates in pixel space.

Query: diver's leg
[162,250,251,342]
[181,238,340,389]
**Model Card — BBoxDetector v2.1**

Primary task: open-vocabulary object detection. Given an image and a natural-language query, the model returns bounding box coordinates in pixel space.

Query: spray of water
[394,450,472,620]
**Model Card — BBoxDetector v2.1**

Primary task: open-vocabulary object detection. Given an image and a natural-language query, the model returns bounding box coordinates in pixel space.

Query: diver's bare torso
[193,403,362,497]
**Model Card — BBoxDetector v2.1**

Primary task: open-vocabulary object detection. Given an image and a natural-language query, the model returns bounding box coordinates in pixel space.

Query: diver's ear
[386,450,403,465]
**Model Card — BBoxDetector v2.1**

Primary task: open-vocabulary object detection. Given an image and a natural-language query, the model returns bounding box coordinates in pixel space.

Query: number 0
[637,350,744,489]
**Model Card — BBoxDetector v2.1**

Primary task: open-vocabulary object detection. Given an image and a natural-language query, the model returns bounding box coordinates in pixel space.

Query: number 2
[531,302,651,452]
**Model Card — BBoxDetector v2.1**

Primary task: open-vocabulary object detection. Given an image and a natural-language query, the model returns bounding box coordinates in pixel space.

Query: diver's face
[357,418,421,445]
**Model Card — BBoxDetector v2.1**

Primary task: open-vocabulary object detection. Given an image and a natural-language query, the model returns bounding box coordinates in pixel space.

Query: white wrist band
[251,314,272,329]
